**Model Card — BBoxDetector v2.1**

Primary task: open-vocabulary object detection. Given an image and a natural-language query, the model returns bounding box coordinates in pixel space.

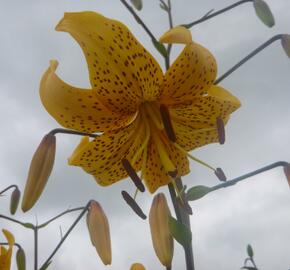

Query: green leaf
[253,0,275,27]
[168,216,192,246]
[247,244,254,258]
[16,248,26,270]
[22,223,34,229]
[39,261,52,270]
[281,35,290,59]
[152,39,168,58]
[186,185,212,201]
[130,0,143,11]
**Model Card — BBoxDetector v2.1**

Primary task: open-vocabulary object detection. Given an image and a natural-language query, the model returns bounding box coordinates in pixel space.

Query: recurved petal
[160,42,217,105]
[170,85,241,151]
[68,114,146,186]
[143,135,189,193]
[56,12,163,112]
[40,60,135,133]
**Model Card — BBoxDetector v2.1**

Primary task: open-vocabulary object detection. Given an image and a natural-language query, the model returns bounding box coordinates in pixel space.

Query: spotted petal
[160,42,217,105]
[68,114,147,186]
[40,60,136,133]
[170,85,241,151]
[56,12,163,114]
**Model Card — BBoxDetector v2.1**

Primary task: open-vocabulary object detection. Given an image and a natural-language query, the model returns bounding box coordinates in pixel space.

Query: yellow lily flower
[40,12,241,193]
[0,229,15,270]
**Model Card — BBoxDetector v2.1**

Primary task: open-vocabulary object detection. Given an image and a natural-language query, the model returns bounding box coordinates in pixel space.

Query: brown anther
[283,163,290,187]
[168,170,178,178]
[216,117,225,145]
[215,167,227,182]
[121,191,147,220]
[160,104,177,142]
[122,159,145,192]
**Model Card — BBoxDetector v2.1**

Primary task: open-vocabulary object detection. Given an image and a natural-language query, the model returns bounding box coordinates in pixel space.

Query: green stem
[182,0,253,29]
[119,0,159,44]
[38,201,91,270]
[215,34,284,84]
[211,161,289,191]
[0,185,18,196]
[38,207,85,229]
[0,242,23,250]
[0,214,32,228]
[34,227,38,270]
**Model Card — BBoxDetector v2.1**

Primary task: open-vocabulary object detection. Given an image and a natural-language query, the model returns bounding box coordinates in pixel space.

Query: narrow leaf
[39,261,52,270]
[168,216,192,246]
[152,39,168,58]
[186,185,212,201]
[130,0,143,11]
[253,0,275,27]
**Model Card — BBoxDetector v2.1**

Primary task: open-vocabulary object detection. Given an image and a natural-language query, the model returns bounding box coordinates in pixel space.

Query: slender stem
[165,0,173,70]
[0,185,17,196]
[211,161,289,191]
[251,258,258,269]
[119,0,159,44]
[0,242,23,250]
[215,34,284,84]
[39,201,91,270]
[34,227,38,270]
[0,214,31,228]
[182,0,253,29]
[38,207,85,229]
[49,128,98,138]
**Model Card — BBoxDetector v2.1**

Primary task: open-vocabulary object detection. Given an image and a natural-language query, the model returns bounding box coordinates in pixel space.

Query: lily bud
[87,201,112,265]
[130,263,146,270]
[16,247,26,270]
[149,193,173,268]
[10,187,21,215]
[21,133,56,212]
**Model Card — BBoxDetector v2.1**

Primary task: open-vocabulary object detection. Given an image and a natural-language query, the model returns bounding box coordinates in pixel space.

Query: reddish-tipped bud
[10,187,21,215]
[149,193,173,268]
[130,263,146,270]
[21,134,56,212]
[87,201,112,265]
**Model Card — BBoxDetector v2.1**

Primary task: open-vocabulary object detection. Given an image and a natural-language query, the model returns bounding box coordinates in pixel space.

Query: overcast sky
[1,0,290,269]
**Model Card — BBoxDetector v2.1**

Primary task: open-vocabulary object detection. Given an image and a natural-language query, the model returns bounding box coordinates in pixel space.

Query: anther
[216,117,225,145]
[160,104,177,142]
[215,167,227,182]
[122,159,145,192]
[121,190,147,220]
[168,170,178,178]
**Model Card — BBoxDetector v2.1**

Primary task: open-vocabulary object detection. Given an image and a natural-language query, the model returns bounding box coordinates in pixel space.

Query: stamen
[121,190,147,220]
[133,188,139,200]
[122,159,145,192]
[152,131,176,174]
[160,104,177,142]
[215,167,227,181]
[216,117,225,145]
[173,143,216,171]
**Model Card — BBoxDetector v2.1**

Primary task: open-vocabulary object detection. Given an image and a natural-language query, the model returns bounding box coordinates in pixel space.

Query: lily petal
[144,135,189,193]
[56,12,163,112]
[69,114,146,186]
[160,42,217,105]
[40,60,135,133]
[0,230,14,270]
[170,85,241,151]
[159,26,192,44]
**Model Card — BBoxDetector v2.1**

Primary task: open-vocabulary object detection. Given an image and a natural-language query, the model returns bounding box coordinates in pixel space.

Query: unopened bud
[149,193,173,268]
[87,201,112,265]
[16,247,26,270]
[21,133,56,212]
[130,263,146,270]
[10,187,21,215]
[281,34,290,58]
[283,163,290,187]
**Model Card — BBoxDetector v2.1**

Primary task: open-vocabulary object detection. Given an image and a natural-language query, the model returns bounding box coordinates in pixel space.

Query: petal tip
[159,26,193,44]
